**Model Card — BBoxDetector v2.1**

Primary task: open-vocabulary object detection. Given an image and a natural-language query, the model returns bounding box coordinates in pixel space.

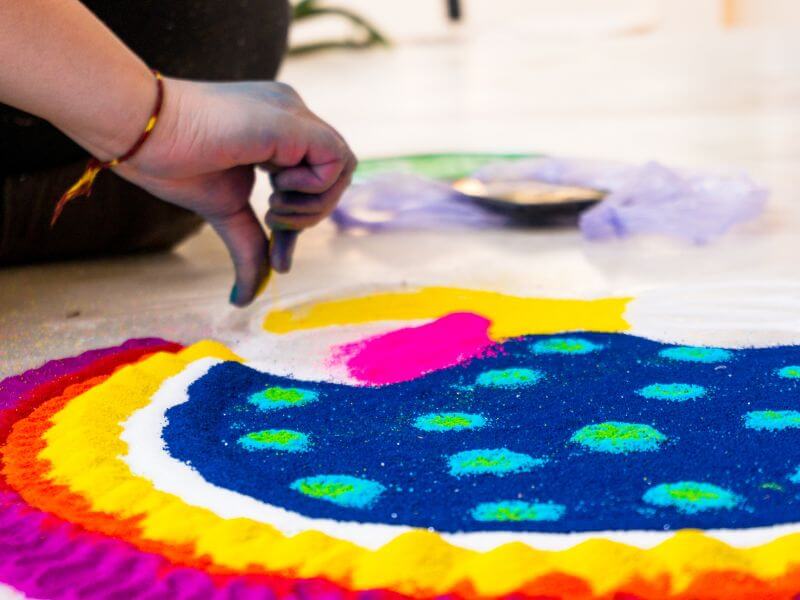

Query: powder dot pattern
[471,500,566,522]
[413,412,487,432]
[530,337,603,355]
[658,346,732,363]
[570,421,666,454]
[447,448,546,477]
[777,365,800,379]
[744,410,800,431]
[290,475,385,509]
[163,332,800,533]
[248,386,318,410]
[238,429,310,452]
[643,482,742,514]
[475,368,543,388]
[636,383,707,402]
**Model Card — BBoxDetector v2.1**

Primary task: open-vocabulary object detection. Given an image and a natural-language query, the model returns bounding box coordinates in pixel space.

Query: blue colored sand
[164,332,800,533]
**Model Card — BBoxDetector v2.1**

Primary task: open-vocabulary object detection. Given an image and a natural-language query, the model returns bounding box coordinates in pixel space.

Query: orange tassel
[50,159,103,227]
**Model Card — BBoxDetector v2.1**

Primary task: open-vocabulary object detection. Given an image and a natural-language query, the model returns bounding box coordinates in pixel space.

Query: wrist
[59,62,157,161]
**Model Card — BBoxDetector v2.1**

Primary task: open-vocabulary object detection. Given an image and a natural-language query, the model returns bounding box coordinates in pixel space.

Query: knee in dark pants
[0,163,204,265]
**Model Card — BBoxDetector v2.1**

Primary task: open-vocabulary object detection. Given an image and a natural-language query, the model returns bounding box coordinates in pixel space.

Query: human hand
[115,78,356,306]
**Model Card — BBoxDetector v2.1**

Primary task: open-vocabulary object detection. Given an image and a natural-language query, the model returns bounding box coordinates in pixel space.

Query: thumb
[202,169,270,306]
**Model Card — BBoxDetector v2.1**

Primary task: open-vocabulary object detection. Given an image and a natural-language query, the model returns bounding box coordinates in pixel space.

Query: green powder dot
[248,386,318,411]
[777,366,800,379]
[570,421,666,453]
[237,429,310,452]
[475,368,543,388]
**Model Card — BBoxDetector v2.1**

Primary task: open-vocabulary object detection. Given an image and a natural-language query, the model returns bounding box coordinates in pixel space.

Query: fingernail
[229,283,239,305]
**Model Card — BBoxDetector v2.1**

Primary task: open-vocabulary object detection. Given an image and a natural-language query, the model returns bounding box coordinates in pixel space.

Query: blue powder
[570,422,666,454]
[447,448,546,477]
[659,346,733,363]
[290,475,385,509]
[530,337,603,355]
[744,410,800,431]
[475,368,543,388]
[636,383,707,402]
[643,482,742,514]
[164,332,800,533]
[471,501,565,522]
[414,412,486,432]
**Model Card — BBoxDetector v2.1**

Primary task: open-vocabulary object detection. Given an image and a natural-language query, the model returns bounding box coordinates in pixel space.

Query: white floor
[1,28,799,378]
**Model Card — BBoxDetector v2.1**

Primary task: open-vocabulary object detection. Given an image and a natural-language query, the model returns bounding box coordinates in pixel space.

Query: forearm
[0,0,154,159]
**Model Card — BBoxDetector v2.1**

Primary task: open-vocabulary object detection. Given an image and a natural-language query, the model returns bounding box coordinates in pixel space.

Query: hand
[116,77,356,306]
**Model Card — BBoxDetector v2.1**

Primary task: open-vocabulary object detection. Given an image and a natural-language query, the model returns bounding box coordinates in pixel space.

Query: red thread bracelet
[51,69,165,226]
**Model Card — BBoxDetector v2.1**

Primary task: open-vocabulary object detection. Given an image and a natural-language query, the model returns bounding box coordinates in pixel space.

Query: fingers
[270,229,299,273]
[271,159,345,195]
[201,168,270,307]
[266,154,356,230]
[265,154,356,272]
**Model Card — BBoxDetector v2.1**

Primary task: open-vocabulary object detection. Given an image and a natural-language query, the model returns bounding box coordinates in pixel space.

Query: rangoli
[3,285,800,599]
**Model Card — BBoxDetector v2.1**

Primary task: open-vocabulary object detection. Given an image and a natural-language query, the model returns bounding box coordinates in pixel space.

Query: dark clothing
[0,0,290,264]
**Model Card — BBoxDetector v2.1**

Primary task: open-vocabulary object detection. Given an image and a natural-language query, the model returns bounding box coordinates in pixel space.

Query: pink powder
[333,312,498,386]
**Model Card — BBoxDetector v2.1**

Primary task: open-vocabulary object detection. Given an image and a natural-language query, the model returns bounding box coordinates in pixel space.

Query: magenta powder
[332,312,498,386]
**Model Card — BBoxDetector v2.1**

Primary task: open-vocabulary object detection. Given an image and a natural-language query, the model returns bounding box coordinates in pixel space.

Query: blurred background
[291,0,800,44]
[282,0,799,168]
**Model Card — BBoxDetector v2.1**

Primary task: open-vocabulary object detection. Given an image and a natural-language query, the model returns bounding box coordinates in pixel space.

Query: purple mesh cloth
[473,157,769,244]
[334,157,768,244]
[331,173,509,232]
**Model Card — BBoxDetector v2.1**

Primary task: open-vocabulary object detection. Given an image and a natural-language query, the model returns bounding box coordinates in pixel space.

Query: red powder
[333,312,498,386]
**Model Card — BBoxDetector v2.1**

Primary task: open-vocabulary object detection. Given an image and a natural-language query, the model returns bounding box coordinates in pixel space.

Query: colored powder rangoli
[6,288,800,599]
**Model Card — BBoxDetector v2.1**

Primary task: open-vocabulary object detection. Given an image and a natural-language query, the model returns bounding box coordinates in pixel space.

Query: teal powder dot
[447,448,546,477]
[659,346,733,364]
[290,475,385,509]
[248,386,318,411]
[636,383,707,402]
[475,368,543,388]
[744,410,800,431]
[471,500,566,523]
[777,366,800,379]
[570,421,666,454]
[237,429,310,452]
[789,467,800,485]
[413,412,487,432]
[531,337,603,355]
[643,481,742,514]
